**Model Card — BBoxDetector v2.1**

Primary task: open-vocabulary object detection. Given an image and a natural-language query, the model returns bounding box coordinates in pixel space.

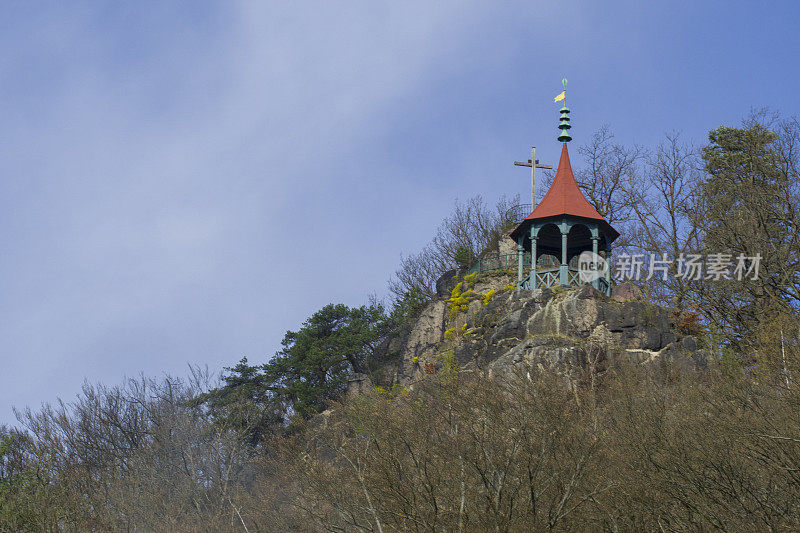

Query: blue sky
[1,1,799,424]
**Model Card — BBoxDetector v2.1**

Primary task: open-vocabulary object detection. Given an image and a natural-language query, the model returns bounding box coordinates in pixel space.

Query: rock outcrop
[374,270,707,388]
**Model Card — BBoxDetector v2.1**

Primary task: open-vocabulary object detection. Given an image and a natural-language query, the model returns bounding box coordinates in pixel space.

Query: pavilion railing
[567,269,581,286]
[467,251,563,276]
[535,267,561,288]
[467,253,524,275]
[519,266,612,294]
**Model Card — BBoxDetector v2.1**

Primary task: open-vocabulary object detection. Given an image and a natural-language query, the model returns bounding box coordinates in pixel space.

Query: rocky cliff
[360,269,707,390]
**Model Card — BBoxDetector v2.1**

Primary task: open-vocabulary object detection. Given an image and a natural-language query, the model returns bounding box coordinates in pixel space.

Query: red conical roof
[509,142,619,242]
[527,143,605,221]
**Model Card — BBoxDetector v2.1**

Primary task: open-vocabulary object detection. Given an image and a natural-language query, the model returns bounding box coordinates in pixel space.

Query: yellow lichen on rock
[448,272,502,318]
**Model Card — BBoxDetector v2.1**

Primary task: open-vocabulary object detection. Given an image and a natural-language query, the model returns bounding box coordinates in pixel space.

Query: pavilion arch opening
[534,223,561,267]
[567,223,592,268]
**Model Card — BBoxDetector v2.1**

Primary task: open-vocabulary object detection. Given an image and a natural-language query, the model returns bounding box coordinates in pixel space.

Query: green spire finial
[557,78,571,143]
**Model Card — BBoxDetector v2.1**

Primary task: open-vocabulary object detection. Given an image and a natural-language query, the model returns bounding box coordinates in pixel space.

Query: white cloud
[0,1,523,423]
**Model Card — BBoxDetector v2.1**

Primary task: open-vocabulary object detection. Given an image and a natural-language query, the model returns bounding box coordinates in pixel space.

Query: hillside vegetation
[3,112,800,531]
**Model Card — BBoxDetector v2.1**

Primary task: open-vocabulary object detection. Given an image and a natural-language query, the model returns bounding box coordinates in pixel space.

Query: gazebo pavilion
[509,106,619,295]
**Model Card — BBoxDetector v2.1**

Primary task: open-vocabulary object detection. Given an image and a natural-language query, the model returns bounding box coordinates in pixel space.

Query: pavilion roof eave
[508,214,620,243]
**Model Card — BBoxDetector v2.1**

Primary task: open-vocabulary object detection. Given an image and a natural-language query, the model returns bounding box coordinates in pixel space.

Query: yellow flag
[554,91,566,102]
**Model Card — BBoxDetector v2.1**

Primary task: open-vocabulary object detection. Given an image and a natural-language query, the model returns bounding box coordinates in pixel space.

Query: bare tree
[624,132,703,309]
[389,194,520,306]
[7,371,261,531]
[284,370,610,531]
[575,125,643,230]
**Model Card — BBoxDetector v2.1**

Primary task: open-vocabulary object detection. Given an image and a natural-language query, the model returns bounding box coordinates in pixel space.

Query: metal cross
[514,147,552,209]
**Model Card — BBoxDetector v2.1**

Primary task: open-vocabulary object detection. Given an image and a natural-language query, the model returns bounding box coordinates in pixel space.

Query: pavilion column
[591,236,599,290]
[560,223,569,286]
[516,238,524,289]
[605,247,612,296]
[529,225,538,290]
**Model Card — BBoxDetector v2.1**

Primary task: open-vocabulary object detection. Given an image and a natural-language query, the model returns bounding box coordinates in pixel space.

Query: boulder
[435,269,459,297]
[382,276,705,387]
[612,281,644,301]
